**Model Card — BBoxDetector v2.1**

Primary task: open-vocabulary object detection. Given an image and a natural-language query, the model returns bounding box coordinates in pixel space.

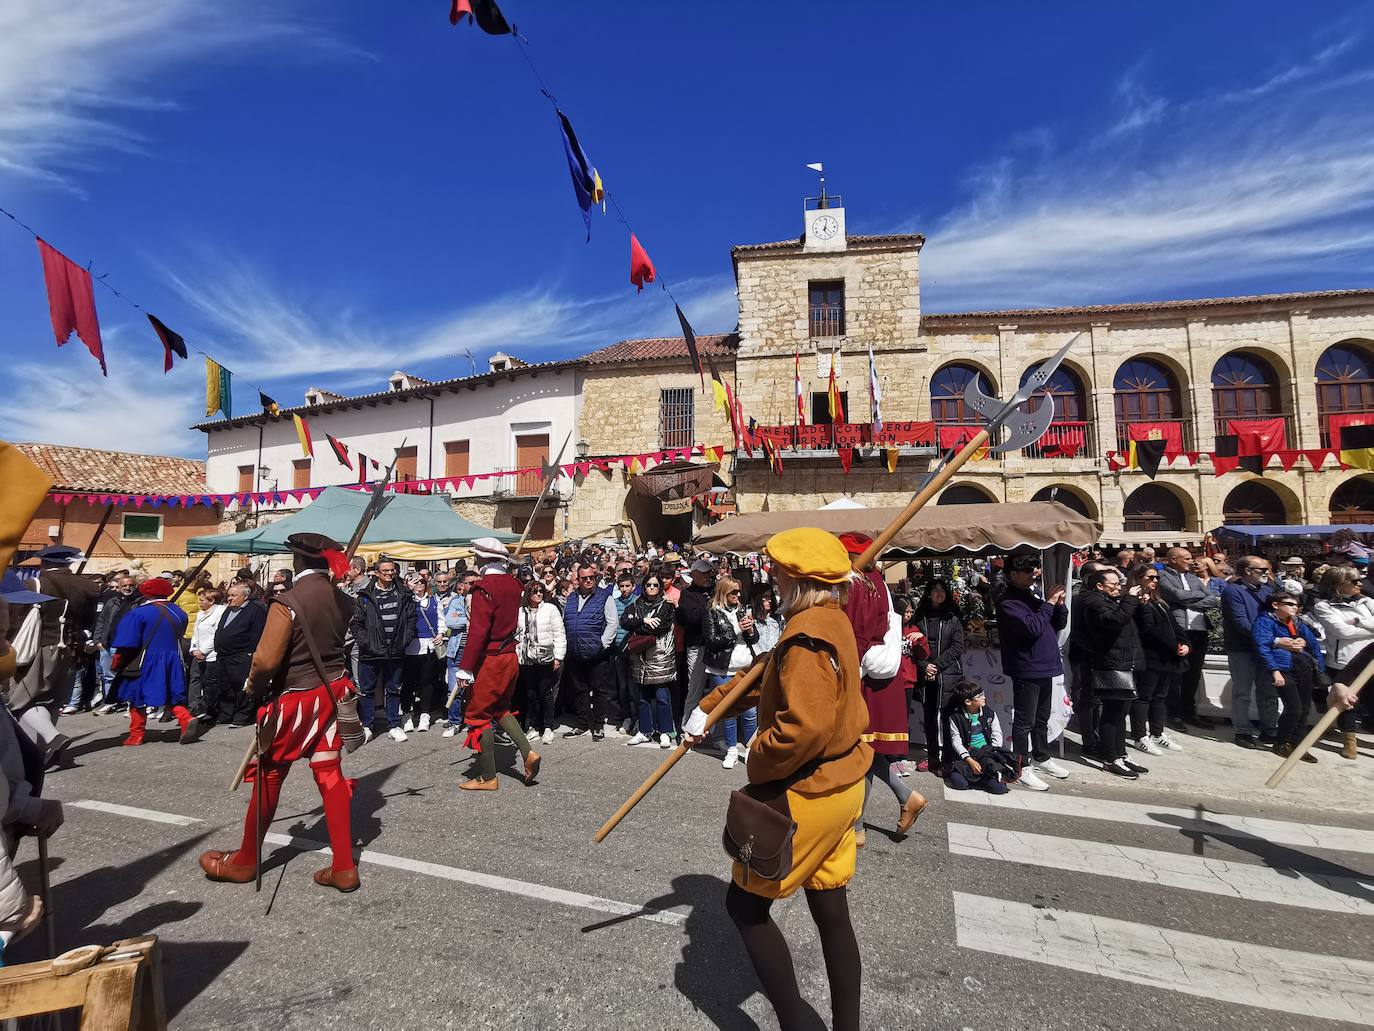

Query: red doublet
[846,569,910,757]
[458,571,523,749]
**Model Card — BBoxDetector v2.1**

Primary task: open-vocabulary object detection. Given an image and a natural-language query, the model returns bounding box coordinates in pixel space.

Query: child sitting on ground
[944,681,1017,794]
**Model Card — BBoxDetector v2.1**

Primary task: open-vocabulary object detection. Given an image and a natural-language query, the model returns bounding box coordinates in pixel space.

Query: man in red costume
[454,536,540,791]
[839,532,928,844]
[198,532,362,892]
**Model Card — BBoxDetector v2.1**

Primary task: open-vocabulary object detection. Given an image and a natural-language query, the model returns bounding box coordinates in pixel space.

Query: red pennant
[629,234,656,292]
[1211,455,1239,477]
[1183,451,1200,466]
[838,448,853,473]
[1304,448,1333,469]
[1277,450,1302,472]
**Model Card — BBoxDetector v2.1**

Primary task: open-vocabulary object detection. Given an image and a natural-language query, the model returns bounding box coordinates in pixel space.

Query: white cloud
[920,34,1374,311]
[0,0,363,191]
[0,325,203,456]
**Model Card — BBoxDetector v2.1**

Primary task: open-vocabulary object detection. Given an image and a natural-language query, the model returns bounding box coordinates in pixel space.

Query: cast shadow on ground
[264,762,406,867]
[1148,813,1374,904]
[580,872,827,1031]
[9,830,249,1020]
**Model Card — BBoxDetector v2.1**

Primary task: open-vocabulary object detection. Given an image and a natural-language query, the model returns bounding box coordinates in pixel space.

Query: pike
[594,334,1082,842]
[1267,667,1369,787]
[445,431,572,711]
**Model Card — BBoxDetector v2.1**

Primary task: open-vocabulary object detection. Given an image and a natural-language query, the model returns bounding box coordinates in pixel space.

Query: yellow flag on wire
[205,358,232,418]
[0,442,53,571]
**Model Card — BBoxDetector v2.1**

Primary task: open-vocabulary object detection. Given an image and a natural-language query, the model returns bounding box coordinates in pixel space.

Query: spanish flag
[827,351,845,423]
[205,358,232,418]
[1339,423,1374,471]
[293,414,314,458]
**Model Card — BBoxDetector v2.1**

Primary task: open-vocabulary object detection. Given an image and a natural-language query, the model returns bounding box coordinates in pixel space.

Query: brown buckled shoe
[313,866,360,893]
[459,777,499,791]
[896,794,929,836]
[523,751,541,785]
[199,850,255,883]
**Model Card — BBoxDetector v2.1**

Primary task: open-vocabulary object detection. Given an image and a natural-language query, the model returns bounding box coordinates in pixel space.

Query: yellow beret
[764,528,852,584]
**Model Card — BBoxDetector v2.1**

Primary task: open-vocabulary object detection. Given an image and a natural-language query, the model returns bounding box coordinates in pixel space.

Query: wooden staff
[1266,665,1370,788]
[594,427,992,843]
[169,550,216,605]
[74,504,115,575]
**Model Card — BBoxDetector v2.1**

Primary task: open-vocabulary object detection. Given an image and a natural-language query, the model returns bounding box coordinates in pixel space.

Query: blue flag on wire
[557,109,603,240]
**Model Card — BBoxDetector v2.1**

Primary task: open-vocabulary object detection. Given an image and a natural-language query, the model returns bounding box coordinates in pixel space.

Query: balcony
[1213,413,1297,450]
[744,422,937,454]
[1115,419,1193,454]
[491,468,543,498]
[1019,421,1097,461]
[809,304,844,338]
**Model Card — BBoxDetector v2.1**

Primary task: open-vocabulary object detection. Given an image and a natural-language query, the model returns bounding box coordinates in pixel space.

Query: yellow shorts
[731,778,865,899]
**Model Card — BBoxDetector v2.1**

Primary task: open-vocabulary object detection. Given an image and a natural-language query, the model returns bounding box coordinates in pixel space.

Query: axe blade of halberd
[962,332,1083,453]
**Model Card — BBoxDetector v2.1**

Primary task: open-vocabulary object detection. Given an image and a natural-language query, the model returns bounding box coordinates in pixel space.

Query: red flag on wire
[37,239,106,375]
[629,234,656,292]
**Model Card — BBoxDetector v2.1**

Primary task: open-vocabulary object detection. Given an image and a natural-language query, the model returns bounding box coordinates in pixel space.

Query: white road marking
[264,832,686,927]
[953,892,1374,1025]
[947,824,1374,915]
[70,799,201,826]
[942,784,1374,853]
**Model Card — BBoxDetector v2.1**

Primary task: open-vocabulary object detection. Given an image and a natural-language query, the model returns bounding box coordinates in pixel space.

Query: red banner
[753,422,934,450]
[1040,423,1085,458]
[1328,412,1374,450]
[1228,417,1287,454]
[1126,421,1183,452]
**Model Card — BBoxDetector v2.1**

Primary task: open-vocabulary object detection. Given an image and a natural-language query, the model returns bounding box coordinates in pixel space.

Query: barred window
[809,280,845,337]
[660,388,695,449]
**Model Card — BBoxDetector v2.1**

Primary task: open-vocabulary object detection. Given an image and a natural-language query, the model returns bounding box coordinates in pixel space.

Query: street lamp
[576,439,589,460]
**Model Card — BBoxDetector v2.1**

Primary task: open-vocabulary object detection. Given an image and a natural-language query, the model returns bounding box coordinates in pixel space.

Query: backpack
[11,605,42,666]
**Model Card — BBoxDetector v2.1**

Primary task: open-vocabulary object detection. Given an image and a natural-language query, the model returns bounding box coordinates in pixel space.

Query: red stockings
[231,758,355,873]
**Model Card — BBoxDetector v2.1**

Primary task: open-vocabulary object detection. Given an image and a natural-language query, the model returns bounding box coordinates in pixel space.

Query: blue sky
[3,1,1373,457]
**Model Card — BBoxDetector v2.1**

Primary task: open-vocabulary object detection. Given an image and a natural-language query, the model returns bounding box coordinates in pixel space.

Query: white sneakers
[626,732,651,746]
[363,727,374,744]
[418,714,431,733]
[1017,768,1050,791]
[442,725,457,738]
[658,733,672,749]
[1036,758,1070,779]
[722,748,739,770]
[1131,736,1164,757]
[402,718,416,733]
[1154,732,1183,752]
[542,728,555,745]
[389,727,407,742]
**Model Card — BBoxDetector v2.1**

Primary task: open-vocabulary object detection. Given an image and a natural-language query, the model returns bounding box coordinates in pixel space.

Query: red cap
[838,532,873,556]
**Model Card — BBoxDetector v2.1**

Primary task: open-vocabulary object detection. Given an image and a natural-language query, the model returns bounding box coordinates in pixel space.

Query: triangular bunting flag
[1133,438,1168,480]
[1277,450,1303,473]
[1304,448,1333,469]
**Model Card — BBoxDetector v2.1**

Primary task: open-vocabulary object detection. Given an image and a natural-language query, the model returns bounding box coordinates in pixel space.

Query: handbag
[625,601,667,656]
[1091,669,1136,700]
[117,603,175,679]
[284,599,366,754]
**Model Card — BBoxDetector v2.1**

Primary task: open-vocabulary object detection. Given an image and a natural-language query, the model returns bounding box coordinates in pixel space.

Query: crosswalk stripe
[942,784,1374,853]
[70,799,202,826]
[947,823,1374,915]
[953,892,1374,1025]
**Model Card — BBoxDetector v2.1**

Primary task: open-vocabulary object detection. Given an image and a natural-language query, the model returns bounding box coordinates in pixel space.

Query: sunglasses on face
[578,575,596,582]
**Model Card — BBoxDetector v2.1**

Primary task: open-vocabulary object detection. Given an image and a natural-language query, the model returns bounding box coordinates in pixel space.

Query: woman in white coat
[1310,566,1374,761]
[516,581,566,744]
[187,587,226,718]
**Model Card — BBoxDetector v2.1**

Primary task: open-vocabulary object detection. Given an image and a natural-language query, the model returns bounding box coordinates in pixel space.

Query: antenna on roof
[463,349,477,376]
[806,162,828,208]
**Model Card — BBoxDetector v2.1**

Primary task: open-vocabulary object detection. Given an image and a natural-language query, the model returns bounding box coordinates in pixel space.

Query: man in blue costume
[110,576,196,746]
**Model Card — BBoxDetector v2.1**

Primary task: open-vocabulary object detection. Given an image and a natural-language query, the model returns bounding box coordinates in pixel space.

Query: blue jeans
[636,683,674,736]
[359,658,404,730]
[446,656,465,724]
[708,673,758,749]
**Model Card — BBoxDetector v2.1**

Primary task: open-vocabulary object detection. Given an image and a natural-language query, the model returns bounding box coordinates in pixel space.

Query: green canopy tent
[186,486,517,555]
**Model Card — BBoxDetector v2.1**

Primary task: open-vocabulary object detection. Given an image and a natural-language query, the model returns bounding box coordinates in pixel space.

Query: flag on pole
[629,234,656,292]
[867,344,883,434]
[259,391,280,417]
[795,350,806,426]
[292,414,314,458]
[146,314,187,373]
[327,433,352,469]
[205,358,232,418]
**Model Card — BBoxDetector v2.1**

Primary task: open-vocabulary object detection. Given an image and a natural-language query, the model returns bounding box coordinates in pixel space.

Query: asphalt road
[13,712,1374,1030]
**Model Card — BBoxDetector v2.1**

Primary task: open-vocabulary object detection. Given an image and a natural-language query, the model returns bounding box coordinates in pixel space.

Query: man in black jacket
[204,581,267,728]
[1156,547,1220,730]
[674,559,715,726]
[349,559,416,742]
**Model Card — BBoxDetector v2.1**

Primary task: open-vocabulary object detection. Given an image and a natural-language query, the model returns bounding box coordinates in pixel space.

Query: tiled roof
[732,233,925,256]
[580,333,739,365]
[922,288,1374,324]
[17,444,207,495]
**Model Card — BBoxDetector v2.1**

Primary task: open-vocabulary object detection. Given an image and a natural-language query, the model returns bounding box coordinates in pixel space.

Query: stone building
[729,194,1374,541]
[566,335,737,543]
[14,444,219,575]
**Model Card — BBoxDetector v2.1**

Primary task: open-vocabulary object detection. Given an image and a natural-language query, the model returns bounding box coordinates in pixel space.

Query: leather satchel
[723,780,796,883]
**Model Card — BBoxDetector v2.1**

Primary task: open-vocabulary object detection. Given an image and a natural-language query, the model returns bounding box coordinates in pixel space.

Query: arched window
[930,363,994,425]
[1316,342,1374,445]
[1123,484,1186,533]
[1222,482,1287,526]
[1114,358,1185,452]
[1330,477,1374,524]
[1031,485,1092,517]
[1212,352,1279,422]
[1021,364,1087,422]
[937,484,996,506]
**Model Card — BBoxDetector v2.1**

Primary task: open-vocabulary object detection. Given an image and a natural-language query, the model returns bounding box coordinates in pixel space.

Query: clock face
[811,215,839,240]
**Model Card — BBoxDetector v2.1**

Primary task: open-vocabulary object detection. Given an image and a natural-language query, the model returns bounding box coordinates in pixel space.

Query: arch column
[1089,323,1117,454]
[1184,318,1217,451]
[1287,310,1321,449]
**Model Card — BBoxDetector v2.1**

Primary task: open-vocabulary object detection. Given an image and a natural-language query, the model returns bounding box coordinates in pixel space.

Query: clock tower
[803,194,846,253]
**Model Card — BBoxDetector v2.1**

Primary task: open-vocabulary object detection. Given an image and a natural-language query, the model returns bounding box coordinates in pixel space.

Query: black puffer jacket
[915,609,964,690]
[1134,598,1185,674]
[1080,591,1143,672]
